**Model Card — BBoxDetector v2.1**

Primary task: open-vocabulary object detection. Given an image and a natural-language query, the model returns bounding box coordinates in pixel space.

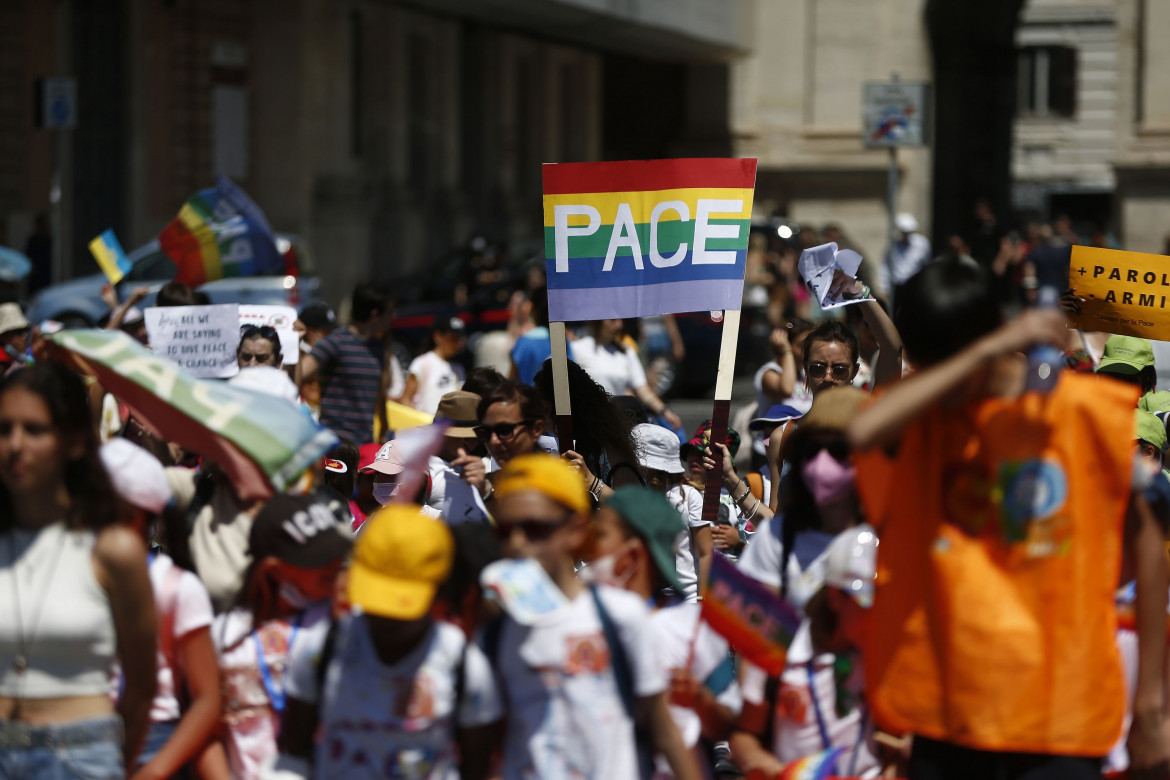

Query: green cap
[1135,410,1166,452]
[1139,390,1170,414]
[1098,335,1155,376]
[602,486,686,594]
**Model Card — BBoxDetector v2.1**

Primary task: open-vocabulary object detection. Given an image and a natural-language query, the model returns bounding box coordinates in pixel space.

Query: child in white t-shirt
[632,423,713,602]
[280,505,502,779]
[211,494,353,779]
[584,487,742,779]
[403,317,468,415]
[486,454,702,780]
[731,526,881,779]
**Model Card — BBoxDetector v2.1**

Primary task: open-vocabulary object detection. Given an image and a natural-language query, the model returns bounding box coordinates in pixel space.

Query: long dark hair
[776,432,844,600]
[0,364,118,532]
[534,358,640,483]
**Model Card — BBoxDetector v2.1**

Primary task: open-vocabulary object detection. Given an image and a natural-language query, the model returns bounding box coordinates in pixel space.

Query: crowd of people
[0,224,1169,780]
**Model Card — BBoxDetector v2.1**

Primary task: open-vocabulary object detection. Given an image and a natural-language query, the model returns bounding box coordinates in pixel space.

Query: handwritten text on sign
[238,304,299,366]
[1069,246,1170,340]
[144,303,240,378]
[542,158,757,321]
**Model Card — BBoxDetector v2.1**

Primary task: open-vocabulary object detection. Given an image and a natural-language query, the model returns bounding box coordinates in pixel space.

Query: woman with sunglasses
[721,387,869,611]
[767,274,902,513]
[475,382,549,473]
[237,325,283,370]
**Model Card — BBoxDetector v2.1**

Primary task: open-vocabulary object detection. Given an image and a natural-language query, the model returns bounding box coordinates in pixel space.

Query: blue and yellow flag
[88,229,132,285]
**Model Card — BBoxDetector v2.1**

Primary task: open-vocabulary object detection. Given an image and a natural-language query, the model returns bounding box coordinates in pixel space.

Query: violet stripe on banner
[548,278,745,321]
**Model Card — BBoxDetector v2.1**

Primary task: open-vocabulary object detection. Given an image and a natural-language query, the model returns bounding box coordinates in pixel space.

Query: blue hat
[749,404,804,431]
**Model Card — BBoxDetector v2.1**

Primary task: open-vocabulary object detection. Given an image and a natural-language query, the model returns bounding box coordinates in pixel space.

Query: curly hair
[533,358,641,484]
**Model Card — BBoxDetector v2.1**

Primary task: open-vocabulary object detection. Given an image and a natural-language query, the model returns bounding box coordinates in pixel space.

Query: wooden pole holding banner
[549,321,574,455]
[701,308,742,527]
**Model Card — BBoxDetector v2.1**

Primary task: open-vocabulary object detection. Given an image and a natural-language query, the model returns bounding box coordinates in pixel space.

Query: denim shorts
[0,716,124,779]
[135,719,177,771]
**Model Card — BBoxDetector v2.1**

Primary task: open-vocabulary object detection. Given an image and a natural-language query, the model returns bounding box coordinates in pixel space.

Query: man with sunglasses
[475,455,701,780]
[237,324,282,369]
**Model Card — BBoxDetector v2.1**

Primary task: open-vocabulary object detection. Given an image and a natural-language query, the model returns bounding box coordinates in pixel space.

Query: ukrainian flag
[89,229,132,285]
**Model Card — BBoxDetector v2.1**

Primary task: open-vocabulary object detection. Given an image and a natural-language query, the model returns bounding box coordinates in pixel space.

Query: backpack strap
[314,618,341,702]
[762,674,782,751]
[589,585,635,719]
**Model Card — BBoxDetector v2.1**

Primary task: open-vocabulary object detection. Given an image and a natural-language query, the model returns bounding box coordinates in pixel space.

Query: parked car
[28,234,323,327]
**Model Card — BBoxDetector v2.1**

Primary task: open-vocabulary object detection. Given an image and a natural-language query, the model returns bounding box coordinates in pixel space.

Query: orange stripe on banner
[179,204,222,282]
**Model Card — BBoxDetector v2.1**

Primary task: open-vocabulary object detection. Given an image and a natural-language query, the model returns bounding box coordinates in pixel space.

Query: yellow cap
[347,504,454,620]
[493,453,590,516]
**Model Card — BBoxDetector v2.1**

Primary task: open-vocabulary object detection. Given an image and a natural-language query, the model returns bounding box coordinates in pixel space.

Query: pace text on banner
[542,158,757,322]
[1068,245,1170,340]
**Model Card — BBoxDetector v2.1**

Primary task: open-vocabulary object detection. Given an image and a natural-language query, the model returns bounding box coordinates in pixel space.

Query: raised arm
[847,308,1067,453]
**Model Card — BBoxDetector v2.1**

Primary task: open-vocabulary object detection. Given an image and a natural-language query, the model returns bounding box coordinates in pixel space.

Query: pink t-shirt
[149,554,214,723]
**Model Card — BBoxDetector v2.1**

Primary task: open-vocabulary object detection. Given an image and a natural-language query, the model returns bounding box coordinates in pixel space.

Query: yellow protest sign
[1068,245,1170,339]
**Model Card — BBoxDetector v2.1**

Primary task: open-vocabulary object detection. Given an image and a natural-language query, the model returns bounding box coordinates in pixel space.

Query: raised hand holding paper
[798,242,866,309]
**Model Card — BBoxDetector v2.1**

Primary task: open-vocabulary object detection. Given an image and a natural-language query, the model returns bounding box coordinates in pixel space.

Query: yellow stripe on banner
[89,238,124,285]
[542,187,755,227]
[179,204,223,281]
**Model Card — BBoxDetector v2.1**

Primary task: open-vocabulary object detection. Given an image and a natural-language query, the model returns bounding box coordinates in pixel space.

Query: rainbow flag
[541,158,757,321]
[700,552,802,675]
[778,748,843,780]
[88,229,132,285]
[159,176,281,287]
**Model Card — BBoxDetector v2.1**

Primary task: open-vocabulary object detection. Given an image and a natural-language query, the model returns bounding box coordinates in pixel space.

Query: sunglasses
[799,439,851,463]
[239,351,276,365]
[474,420,533,443]
[494,514,572,541]
[807,361,853,381]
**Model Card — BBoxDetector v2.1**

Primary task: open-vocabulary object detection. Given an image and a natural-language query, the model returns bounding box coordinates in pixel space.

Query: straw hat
[780,386,866,463]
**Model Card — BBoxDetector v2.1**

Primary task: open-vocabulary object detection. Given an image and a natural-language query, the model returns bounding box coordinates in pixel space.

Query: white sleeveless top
[0,522,116,697]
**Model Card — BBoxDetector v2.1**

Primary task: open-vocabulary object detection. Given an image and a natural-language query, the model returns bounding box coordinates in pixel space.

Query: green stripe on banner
[542,218,750,260]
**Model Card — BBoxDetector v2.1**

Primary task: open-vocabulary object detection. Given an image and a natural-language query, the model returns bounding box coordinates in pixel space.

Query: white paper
[480,558,569,625]
[145,304,241,379]
[238,304,300,366]
[797,242,866,310]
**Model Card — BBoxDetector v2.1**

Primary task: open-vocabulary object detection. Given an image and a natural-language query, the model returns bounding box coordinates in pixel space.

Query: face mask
[800,449,856,507]
[579,549,633,589]
[372,482,400,505]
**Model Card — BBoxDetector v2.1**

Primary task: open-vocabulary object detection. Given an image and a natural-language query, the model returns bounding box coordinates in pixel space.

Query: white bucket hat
[632,423,684,475]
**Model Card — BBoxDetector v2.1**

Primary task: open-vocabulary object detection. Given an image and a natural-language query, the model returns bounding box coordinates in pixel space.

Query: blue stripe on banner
[544,250,746,290]
[548,278,744,321]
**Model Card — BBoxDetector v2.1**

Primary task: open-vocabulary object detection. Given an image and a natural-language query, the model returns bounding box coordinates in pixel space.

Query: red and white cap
[361,441,406,476]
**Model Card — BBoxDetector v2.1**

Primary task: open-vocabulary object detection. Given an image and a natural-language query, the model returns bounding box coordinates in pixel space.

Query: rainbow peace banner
[541,158,757,321]
[778,748,843,780]
[701,552,802,675]
[88,229,132,285]
[159,176,282,287]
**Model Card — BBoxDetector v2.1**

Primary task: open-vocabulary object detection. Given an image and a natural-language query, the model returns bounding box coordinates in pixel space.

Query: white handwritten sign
[145,304,241,378]
[238,304,299,366]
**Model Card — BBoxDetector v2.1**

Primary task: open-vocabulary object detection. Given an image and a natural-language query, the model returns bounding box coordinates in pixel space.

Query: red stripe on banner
[160,218,208,287]
[542,158,758,195]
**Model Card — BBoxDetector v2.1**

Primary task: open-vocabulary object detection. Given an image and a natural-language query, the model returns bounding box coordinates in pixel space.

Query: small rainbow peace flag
[778,747,843,780]
[700,552,802,675]
[159,176,282,287]
[541,158,757,322]
[88,229,132,285]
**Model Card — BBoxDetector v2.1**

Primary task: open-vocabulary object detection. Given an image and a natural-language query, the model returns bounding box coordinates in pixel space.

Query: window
[1017,45,1077,118]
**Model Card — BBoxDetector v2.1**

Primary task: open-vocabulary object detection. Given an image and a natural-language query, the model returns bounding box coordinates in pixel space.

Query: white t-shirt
[287,615,502,779]
[649,603,742,779]
[212,605,332,780]
[387,354,406,400]
[149,554,214,723]
[408,351,466,415]
[741,622,878,777]
[426,456,491,525]
[492,586,666,779]
[572,336,648,396]
[666,484,707,603]
[737,516,835,614]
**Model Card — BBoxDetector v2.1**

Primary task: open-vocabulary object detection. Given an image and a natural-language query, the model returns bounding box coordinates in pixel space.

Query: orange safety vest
[854,373,1138,756]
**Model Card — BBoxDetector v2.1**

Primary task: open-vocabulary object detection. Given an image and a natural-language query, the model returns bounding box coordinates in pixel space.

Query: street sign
[38,77,77,129]
[863,81,928,148]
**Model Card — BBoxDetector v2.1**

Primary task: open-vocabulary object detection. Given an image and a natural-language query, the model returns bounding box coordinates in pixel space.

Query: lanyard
[805,660,867,775]
[252,618,300,714]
